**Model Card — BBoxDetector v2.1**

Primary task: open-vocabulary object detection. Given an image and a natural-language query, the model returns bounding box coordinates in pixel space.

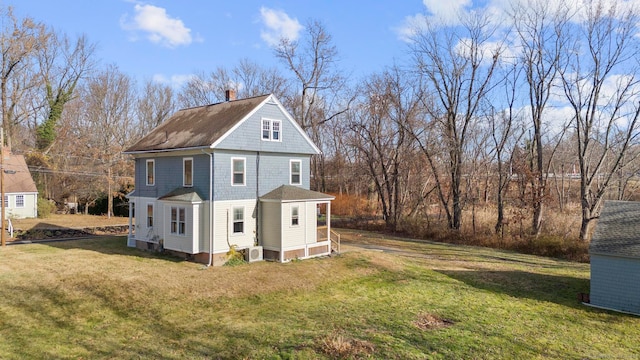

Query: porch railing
[317,226,341,254]
[330,229,341,254]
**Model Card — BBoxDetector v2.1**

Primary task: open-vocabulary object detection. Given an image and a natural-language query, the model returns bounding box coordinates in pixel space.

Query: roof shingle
[125,95,270,153]
[4,153,38,194]
[590,200,640,259]
[260,185,334,202]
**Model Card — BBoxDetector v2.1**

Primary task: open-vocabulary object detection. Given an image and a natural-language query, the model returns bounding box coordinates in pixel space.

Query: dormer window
[262,119,281,141]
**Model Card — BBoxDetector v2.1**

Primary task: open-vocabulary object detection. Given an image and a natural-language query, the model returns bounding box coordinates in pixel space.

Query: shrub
[37,198,56,218]
[224,245,246,266]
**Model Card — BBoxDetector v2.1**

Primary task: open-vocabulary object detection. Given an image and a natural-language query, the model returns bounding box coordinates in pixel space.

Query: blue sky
[7,0,432,87]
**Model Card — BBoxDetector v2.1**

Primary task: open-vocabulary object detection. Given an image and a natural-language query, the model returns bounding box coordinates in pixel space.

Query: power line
[27,167,133,179]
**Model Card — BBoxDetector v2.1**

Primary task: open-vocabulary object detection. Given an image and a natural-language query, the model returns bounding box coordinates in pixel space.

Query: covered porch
[259,185,336,262]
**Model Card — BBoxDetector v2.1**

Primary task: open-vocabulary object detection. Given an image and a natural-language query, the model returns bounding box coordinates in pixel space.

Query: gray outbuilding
[589,200,640,315]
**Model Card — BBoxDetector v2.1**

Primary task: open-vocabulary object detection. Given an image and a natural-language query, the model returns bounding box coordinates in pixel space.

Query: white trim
[268,95,321,154]
[146,203,154,228]
[261,197,335,203]
[583,302,640,317]
[124,145,211,155]
[231,205,245,235]
[261,118,282,142]
[290,205,300,227]
[211,96,271,148]
[183,157,193,187]
[289,159,302,185]
[146,159,155,186]
[210,94,321,154]
[170,205,187,236]
[231,157,246,186]
[14,194,24,208]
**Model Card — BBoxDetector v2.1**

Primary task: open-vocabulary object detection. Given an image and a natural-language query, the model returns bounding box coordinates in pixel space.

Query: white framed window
[261,119,282,141]
[262,120,271,140]
[147,204,154,227]
[272,120,281,141]
[231,158,245,186]
[15,195,24,208]
[232,206,244,234]
[179,208,186,235]
[183,158,193,187]
[291,205,299,226]
[146,159,155,186]
[290,160,302,185]
[170,206,186,235]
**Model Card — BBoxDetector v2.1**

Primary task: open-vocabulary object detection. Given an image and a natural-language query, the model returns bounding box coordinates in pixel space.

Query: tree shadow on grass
[436,269,591,309]
[39,235,184,263]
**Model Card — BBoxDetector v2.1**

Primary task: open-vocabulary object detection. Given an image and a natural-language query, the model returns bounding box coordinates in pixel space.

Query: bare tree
[489,64,525,235]
[511,0,571,236]
[274,20,351,191]
[35,32,95,153]
[347,66,420,230]
[0,6,47,148]
[80,65,137,217]
[136,79,176,138]
[410,11,502,230]
[177,59,289,108]
[559,0,640,240]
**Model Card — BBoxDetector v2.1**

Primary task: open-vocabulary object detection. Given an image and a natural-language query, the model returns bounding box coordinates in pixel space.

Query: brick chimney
[225,89,236,102]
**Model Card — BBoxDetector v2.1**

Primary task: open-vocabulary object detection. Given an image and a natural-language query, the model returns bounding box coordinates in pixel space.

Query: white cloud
[259,7,303,47]
[395,0,640,42]
[422,0,472,23]
[153,73,194,88]
[121,4,195,48]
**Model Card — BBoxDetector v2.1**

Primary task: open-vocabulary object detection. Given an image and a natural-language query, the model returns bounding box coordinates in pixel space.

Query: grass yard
[11,214,129,231]
[0,231,637,359]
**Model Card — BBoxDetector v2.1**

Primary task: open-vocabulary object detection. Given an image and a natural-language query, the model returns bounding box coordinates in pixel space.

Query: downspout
[202,150,214,267]
[255,151,260,246]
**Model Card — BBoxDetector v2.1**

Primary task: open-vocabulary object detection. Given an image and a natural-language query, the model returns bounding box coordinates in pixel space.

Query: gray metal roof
[260,185,334,202]
[590,200,640,259]
[158,187,203,203]
[124,94,271,153]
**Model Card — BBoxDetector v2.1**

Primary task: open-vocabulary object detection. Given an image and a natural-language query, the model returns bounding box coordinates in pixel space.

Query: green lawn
[0,232,637,359]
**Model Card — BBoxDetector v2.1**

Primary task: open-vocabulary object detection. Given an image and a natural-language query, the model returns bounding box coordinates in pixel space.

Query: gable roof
[260,185,334,203]
[124,94,320,154]
[590,200,640,259]
[124,95,270,153]
[4,153,38,194]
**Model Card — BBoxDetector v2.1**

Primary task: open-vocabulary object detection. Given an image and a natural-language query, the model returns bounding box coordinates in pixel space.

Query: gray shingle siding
[134,154,209,200]
[590,254,640,315]
[212,150,310,201]
[214,102,317,154]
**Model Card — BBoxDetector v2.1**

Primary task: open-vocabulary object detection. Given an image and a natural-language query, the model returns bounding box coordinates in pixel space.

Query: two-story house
[124,92,335,265]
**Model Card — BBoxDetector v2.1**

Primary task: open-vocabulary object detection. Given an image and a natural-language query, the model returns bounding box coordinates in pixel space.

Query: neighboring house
[589,200,640,315]
[124,92,336,265]
[3,151,38,219]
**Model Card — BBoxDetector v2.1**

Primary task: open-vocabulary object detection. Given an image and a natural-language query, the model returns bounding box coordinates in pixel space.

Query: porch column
[127,201,135,247]
[326,201,331,241]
